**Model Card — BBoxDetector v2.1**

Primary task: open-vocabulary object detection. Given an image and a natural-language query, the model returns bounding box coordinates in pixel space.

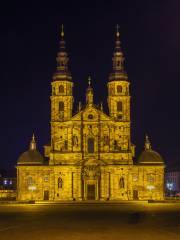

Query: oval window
[88,114,93,119]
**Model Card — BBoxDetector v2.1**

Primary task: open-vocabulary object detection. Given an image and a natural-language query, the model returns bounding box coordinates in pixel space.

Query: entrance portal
[133,190,139,200]
[87,184,96,200]
[44,190,49,200]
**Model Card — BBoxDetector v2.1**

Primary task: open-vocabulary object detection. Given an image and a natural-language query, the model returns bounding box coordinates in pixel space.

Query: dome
[18,149,44,165]
[17,134,44,165]
[138,149,164,164]
[138,135,164,165]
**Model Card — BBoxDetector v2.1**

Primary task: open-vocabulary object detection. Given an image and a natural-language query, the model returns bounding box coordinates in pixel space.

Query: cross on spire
[32,133,35,141]
[116,24,120,37]
[30,133,36,150]
[61,24,64,38]
[145,134,152,151]
[86,76,93,105]
[88,76,91,86]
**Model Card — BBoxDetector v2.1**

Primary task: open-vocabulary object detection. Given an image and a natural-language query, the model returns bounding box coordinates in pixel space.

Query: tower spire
[113,24,124,72]
[30,133,36,150]
[115,24,121,52]
[86,76,93,105]
[53,25,72,81]
[51,25,73,122]
[59,24,66,51]
[145,134,152,151]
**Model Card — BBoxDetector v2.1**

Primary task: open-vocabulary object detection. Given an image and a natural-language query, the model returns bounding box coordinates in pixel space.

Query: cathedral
[16,26,165,201]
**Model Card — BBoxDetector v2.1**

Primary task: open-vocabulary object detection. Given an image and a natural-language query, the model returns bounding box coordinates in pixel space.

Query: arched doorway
[82,165,100,200]
[44,190,49,200]
[133,190,139,200]
[87,184,96,200]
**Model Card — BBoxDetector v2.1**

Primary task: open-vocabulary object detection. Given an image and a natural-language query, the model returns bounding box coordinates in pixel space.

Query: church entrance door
[87,184,96,200]
[44,190,49,200]
[133,190,139,200]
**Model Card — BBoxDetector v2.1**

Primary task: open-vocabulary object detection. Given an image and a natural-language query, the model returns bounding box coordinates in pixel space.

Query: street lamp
[147,185,155,199]
[166,182,173,197]
[28,185,36,200]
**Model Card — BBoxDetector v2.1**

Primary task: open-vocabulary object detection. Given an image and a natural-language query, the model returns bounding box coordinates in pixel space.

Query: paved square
[0,202,180,240]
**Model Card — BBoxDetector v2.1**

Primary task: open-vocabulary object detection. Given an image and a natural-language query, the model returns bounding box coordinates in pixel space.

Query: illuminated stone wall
[17,164,164,201]
[17,166,82,201]
[16,27,165,201]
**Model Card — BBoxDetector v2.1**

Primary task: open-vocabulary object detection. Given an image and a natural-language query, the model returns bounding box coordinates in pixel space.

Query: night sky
[0,0,180,172]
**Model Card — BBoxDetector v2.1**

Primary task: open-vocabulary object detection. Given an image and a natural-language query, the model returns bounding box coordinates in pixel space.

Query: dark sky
[0,0,180,171]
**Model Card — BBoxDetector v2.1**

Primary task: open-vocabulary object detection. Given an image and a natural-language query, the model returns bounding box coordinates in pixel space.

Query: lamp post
[147,185,155,199]
[167,182,173,197]
[28,185,36,201]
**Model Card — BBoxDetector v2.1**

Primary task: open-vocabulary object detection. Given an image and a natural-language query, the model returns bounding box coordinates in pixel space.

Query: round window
[88,114,93,119]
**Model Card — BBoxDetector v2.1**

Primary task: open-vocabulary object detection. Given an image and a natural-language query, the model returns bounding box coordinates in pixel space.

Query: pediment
[71,104,112,122]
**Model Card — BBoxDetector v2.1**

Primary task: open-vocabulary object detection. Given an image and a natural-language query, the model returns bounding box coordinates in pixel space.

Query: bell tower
[51,25,73,122]
[107,25,130,122]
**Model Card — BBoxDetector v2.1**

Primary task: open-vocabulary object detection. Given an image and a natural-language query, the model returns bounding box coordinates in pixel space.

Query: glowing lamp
[166,182,173,191]
[147,185,155,190]
[28,185,36,191]
[3,180,8,185]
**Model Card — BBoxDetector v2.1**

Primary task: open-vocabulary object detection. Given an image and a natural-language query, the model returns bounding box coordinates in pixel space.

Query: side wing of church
[16,26,165,201]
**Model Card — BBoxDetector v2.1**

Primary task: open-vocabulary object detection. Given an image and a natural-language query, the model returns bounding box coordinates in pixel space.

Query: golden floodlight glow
[147,185,155,191]
[28,186,37,191]
[16,26,165,202]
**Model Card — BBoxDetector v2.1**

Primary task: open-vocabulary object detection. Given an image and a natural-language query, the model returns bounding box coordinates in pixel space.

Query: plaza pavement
[0,202,180,240]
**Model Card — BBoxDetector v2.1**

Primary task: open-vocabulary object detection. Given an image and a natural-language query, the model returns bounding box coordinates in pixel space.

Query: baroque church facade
[17,27,165,201]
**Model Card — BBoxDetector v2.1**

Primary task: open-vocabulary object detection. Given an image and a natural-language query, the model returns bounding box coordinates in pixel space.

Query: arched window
[117,101,122,112]
[58,177,63,188]
[114,140,119,150]
[119,177,125,189]
[104,135,109,146]
[73,135,78,146]
[64,140,68,150]
[117,85,122,93]
[59,101,64,111]
[88,138,94,153]
[59,85,64,93]
[147,174,154,183]
[27,177,33,185]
